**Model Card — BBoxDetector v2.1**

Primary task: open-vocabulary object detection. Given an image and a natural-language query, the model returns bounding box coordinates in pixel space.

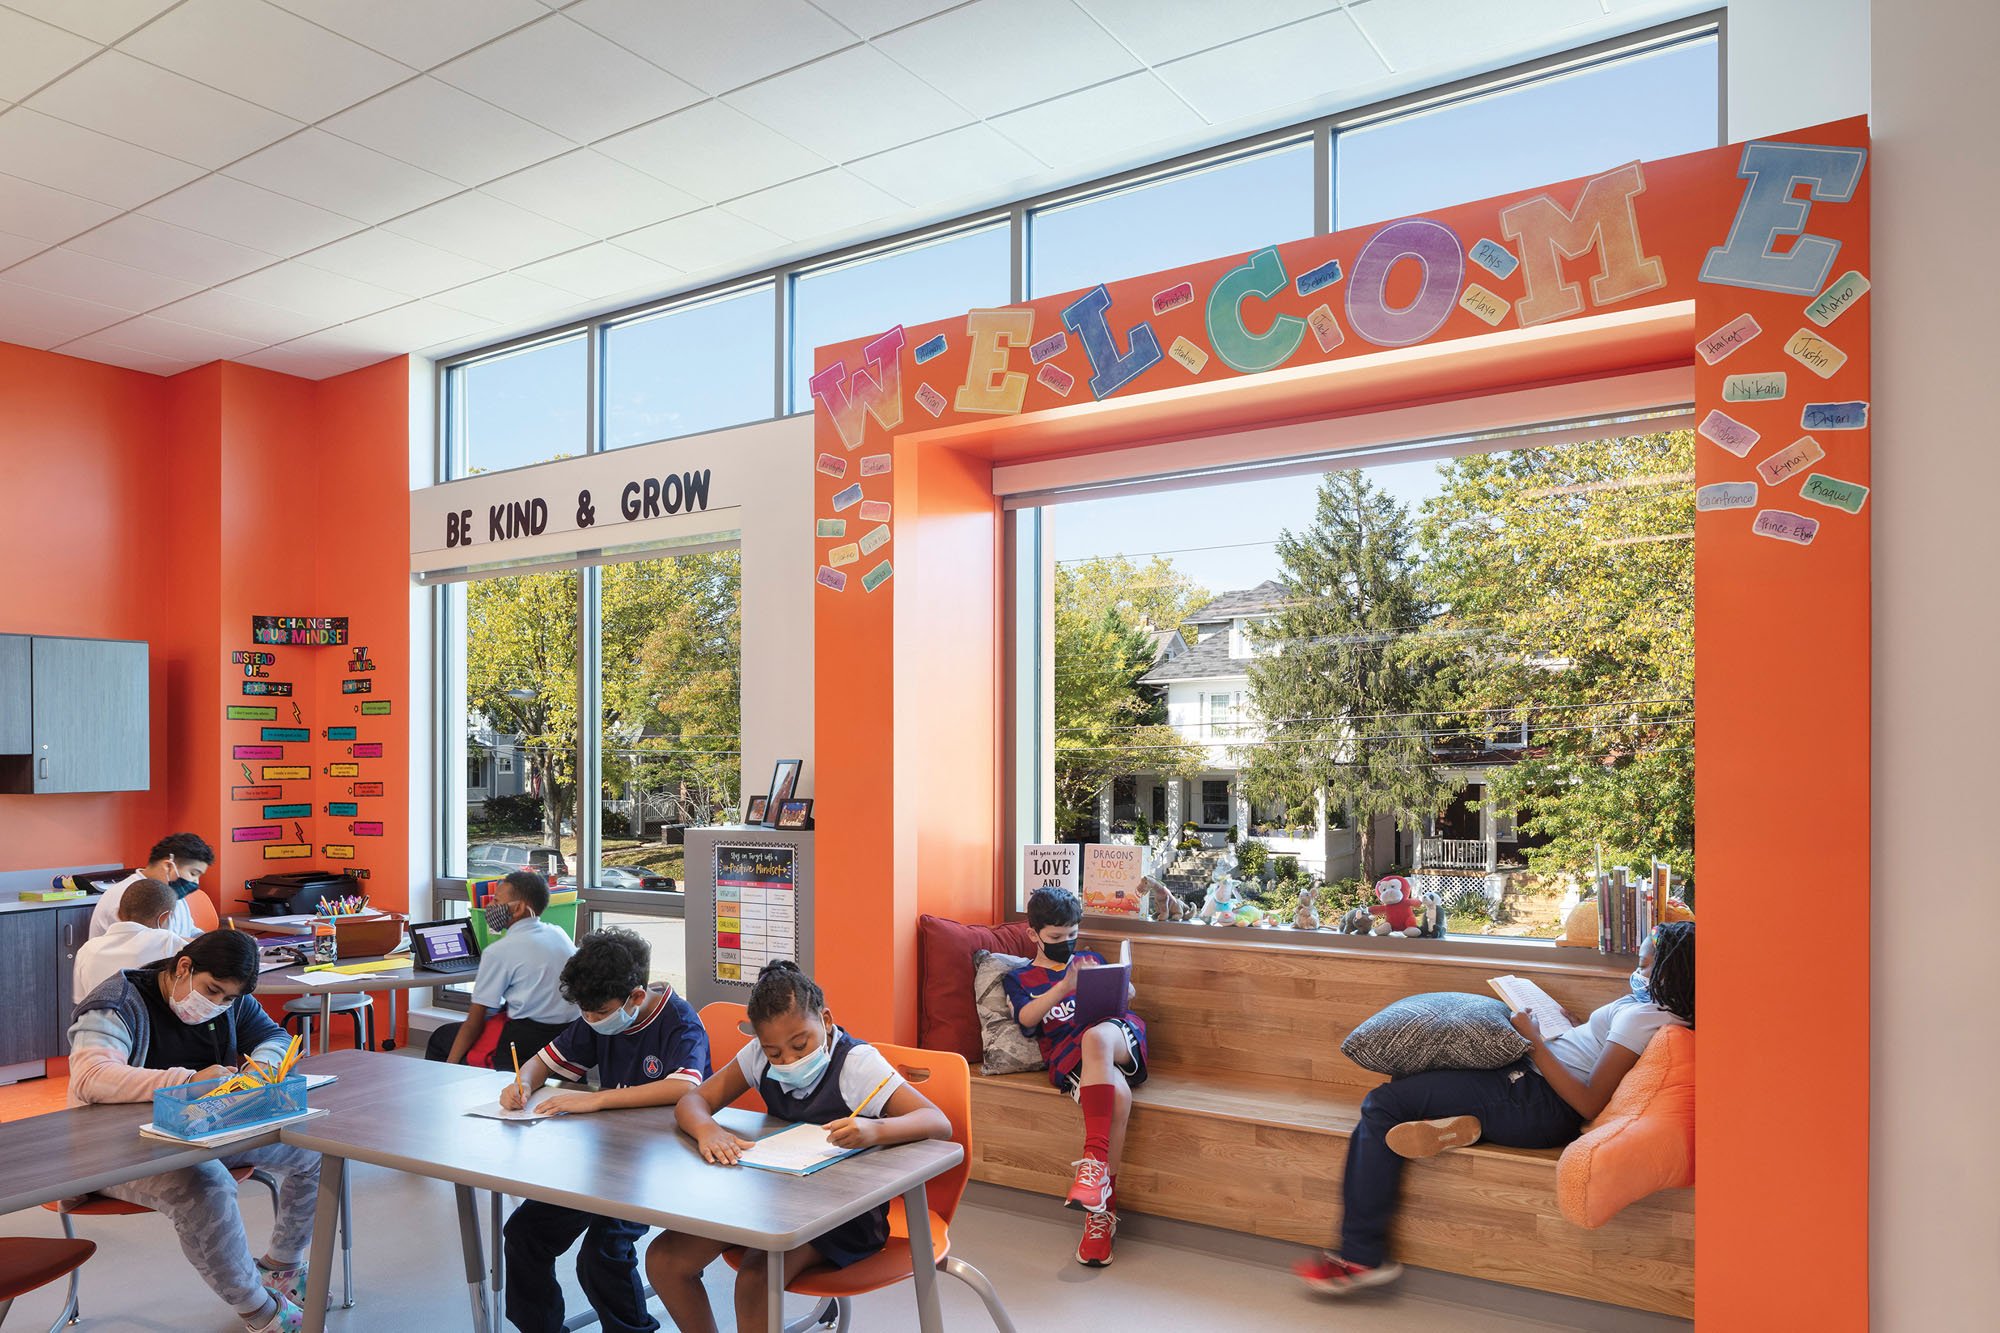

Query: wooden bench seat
[965,932,1693,1318]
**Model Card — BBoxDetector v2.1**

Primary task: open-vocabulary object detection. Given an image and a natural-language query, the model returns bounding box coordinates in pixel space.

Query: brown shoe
[1386,1115,1482,1159]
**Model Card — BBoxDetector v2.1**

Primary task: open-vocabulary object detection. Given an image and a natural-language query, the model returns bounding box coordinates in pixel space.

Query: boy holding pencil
[496,927,710,1333]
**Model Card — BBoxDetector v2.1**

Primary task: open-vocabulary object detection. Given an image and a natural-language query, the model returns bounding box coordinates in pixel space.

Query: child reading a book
[1003,886,1147,1267]
[1297,921,1696,1297]
[647,960,950,1333]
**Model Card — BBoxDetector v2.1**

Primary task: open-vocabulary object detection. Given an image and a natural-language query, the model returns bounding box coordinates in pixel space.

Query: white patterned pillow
[972,950,1045,1076]
[1341,992,1530,1077]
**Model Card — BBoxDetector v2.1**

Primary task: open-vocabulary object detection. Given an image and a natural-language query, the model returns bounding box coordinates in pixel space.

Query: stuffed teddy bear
[1138,875,1188,922]
[1371,875,1424,936]
[1293,885,1321,931]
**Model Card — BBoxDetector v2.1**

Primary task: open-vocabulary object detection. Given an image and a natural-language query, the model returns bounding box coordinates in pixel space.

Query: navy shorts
[1054,1017,1149,1098]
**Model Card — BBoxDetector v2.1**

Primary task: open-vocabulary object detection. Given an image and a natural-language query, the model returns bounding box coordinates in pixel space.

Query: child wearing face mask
[497,927,709,1333]
[1297,921,1697,1298]
[88,830,215,940]
[68,930,322,1333]
[647,959,952,1333]
[1002,886,1148,1268]
[427,870,578,1070]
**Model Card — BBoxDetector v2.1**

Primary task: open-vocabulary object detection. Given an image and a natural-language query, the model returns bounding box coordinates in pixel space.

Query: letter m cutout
[1500,162,1666,327]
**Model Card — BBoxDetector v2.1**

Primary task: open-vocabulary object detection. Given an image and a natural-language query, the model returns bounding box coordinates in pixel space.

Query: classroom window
[603,284,776,450]
[446,334,587,478]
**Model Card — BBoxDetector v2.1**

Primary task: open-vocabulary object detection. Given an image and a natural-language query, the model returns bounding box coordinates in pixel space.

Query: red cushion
[467,1008,506,1070]
[916,914,1038,1061]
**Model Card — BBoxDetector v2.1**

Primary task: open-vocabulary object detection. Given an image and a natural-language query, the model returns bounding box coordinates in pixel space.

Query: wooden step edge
[1076,925,1635,980]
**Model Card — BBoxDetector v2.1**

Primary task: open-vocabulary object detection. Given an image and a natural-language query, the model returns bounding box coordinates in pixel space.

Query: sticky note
[1801,400,1868,431]
[1722,372,1787,402]
[830,483,863,511]
[1153,281,1193,314]
[1697,409,1760,458]
[1696,482,1758,511]
[858,500,891,522]
[859,523,891,555]
[1167,336,1208,373]
[816,518,846,538]
[861,560,894,592]
[815,452,847,477]
[1037,363,1074,396]
[1799,473,1869,514]
[828,543,860,567]
[1784,328,1847,378]
[914,383,947,417]
[1755,435,1826,487]
[1294,258,1343,296]
[913,333,947,363]
[1029,331,1067,363]
[859,454,892,476]
[1804,270,1870,327]
[1458,284,1509,326]
[816,566,847,592]
[1696,313,1762,364]
[1752,509,1819,544]
[1469,239,1519,279]
[1306,304,1343,353]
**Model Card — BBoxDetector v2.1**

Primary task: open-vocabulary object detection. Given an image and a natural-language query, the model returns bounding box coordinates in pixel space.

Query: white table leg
[300,1156,344,1333]
[319,995,333,1055]
[339,1162,355,1308]
[766,1247,785,1333]
[455,1183,496,1333]
[902,1183,943,1333]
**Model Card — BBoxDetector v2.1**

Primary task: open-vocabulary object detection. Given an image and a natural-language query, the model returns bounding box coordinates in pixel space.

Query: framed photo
[775,798,814,830]
[765,759,802,817]
[743,795,769,824]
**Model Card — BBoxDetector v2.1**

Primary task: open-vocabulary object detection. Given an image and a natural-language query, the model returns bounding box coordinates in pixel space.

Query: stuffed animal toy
[1371,875,1423,936]
[1338,905,1374,934]
[1419,891,1446,938]
[1293,885,1321,931]
[1198,873,1246,926]
[1232,901,1264,926]
[1138,875,1188,922]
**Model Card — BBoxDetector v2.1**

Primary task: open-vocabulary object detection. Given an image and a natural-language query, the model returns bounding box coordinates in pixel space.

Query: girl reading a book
[67,929,323,1332]
[647,959,950,1333]
[1298,921,1696,1296]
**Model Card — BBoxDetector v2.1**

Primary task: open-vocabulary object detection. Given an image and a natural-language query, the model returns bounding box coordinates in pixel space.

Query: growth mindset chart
[713,844,798,983]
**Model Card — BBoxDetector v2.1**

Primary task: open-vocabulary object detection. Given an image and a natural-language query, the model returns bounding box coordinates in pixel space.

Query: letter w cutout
[808,325,907,451]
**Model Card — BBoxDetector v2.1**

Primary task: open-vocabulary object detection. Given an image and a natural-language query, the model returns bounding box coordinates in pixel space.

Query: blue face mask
[1629,968,1652,1004]
[587,995,640,1036]
[767,1036,833,1093]
[168,878,199,901]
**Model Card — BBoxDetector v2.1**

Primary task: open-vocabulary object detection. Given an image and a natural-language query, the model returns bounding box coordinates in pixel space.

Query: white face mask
[168,970,227,1025]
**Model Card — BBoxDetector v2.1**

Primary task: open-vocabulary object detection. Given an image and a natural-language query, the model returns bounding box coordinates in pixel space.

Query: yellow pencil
[851,1070,896,1117]
[511,1044,524,1096]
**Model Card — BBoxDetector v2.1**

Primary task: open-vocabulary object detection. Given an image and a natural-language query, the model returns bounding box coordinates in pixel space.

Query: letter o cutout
[1345,219,1466,347]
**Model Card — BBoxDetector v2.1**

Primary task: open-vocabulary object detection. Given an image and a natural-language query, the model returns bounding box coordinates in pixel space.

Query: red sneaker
[1294,1251,1404,1296]
[1064,1156,1112,1213]
[1076,1209,1117,1267]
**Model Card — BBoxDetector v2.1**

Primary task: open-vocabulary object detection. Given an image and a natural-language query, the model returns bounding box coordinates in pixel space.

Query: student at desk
[427,870,577,1070]
[68,930,321,1333]
[88,831,215,940]
[73,875,187,997]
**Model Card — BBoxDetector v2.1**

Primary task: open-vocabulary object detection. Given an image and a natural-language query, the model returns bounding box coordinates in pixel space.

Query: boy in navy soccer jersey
[497,927,710,1333]
[1003,887,1147,1268]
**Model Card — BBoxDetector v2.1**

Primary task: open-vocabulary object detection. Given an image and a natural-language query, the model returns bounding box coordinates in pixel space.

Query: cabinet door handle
[38,756,49,779]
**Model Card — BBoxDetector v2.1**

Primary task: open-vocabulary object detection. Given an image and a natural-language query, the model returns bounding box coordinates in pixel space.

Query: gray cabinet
[0,635,149,794]
[53,904,95,1055]
[0,911,57,1066]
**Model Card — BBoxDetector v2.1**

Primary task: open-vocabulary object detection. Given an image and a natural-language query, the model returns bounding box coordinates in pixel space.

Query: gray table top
[283,1050,965,1253]
[255,953,447,996]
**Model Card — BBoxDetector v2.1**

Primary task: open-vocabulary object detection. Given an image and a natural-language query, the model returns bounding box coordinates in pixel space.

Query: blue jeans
[1338,1061,1583,1267]
[503,1201,657,1333]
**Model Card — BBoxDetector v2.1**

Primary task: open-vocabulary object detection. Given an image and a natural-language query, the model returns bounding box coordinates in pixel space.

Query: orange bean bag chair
[1556,1024,1694,1227]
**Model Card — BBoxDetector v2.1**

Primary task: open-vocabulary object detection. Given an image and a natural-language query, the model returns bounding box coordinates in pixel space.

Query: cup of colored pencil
[316,895,370,917]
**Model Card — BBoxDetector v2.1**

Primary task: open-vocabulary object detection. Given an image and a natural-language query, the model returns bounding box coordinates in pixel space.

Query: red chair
[0,1236,95,1331]
[721,1043,1015,1332]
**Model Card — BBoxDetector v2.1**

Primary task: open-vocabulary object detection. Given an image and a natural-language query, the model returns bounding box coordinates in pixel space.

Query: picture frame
[775,798,814,830]
[765,758,802,820]
[743,795,769,824]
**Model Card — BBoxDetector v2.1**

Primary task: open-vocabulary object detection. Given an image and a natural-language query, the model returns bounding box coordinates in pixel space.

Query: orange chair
[721,1043,1015,1333]
[0,1235,95,1331]
[187,891,220,933]
[696,1001,764,1112]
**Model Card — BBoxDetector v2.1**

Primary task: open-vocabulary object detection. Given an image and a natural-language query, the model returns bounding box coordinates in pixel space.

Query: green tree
[1238,470,1463,874]
[1418,432,1695,884]
[466,570,581,844]
[1059,554,1211,641]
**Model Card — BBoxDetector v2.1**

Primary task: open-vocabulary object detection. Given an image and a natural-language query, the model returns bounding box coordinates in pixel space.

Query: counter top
[0,890,100,917]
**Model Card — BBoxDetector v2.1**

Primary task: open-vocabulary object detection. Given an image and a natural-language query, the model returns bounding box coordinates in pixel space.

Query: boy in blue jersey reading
[497,927,710,1333]
[1004,886,1147,1268]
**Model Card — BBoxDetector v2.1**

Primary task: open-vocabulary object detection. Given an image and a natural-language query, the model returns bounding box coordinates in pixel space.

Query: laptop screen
[414,921,475,963]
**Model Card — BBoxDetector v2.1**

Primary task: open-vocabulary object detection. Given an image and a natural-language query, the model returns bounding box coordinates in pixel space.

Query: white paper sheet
[464,1087,565,1122]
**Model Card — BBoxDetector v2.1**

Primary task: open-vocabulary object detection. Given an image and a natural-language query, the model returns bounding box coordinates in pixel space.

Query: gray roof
[1185,580,1289,624]
[1139,626,1247,684]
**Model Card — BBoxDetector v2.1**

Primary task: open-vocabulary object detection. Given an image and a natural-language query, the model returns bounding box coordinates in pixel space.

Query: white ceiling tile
[325,299,498,349]
[148,288,334,344]
[68,313,268,362]
[64,214,277,286]
[0,108,205,208]
[295,227,496,298]
[514,243,679,300]
[139,173,366,253]
[1349,0,1603,73]
[1075,0,1339,65]
[810,0,964,39]
[382,191,595,270]
[120,0,415,123]
[568,0,853,95]
[725,45,969,163]
[1156,10,1387,123]
[0,311,74,350]
[482,149,704,238]
[848,123,1047,208]
[721,169,901,243]
[0,170,117,242]
[876,0,1142,118]
[433,15,702,144]
[265,0,550,70]
[224,129,458,225]
[615,207,786,274]
[48,337,200,374]
[0,228,43,267]
[0,8,96,102]
[235,334,389,379]
[320,77,569,186]
[3,0,178,44]
[2,245,199,312]
[598,101,828,204]
[26,51,301,169]
[992,72,1206,168]
[430,272,581,323]
[214,260,406,322]
[0,280,136,340]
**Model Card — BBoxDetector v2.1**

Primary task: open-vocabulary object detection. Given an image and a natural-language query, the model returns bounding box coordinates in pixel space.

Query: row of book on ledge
[1597,861,1672,956]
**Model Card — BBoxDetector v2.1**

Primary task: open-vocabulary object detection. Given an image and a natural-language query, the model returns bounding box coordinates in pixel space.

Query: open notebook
[1488,975,1575,1035]
[738,1122,868,1177]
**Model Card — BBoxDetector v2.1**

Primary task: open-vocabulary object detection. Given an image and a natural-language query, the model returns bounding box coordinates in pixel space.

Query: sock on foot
[1079,1084,1114,1161]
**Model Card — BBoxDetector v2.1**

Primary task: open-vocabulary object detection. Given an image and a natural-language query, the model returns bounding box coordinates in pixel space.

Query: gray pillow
[972,949,1045,1076]
[1341,992,1531,1077]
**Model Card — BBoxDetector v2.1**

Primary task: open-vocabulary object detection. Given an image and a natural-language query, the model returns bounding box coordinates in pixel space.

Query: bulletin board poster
[1082,844,1144,915]
[714,843,798,983]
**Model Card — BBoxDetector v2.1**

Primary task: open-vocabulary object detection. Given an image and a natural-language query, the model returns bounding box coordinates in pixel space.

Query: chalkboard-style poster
[714,844,798,983]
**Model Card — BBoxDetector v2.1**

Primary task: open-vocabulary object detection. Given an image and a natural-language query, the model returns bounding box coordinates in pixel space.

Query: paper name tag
[1029,331,1067,363]
[857,500,891,522]
[1153,281,1194,314]
[1801,400,1868,430]
[1784,329,1847,378]
[1805,270,1870,327]
[1722,372,1787,402]
[1696,482,1758,510]
[1037,362,1074,396]
[828,543,859,567]
[1458,284,1509,326]
[859,524,891,555]
[816,518,845,538]
[1306,304,1342,352]
[1756,435,1826,486]
[914,383,947,417]
[815,453,846,477]
[913,333,946,363]
[1469,239,1519,279]
[861,561,893,592]
[1697,313,1762,364]
[830,483,863,511]
[816,566,847,592]
[1798,473,1869,514]
[1697,409,1760,457]
[859,454,892,476]
[1167,336,1208,373]
[1752,509,1819,544]
[1294,259,1343,296]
